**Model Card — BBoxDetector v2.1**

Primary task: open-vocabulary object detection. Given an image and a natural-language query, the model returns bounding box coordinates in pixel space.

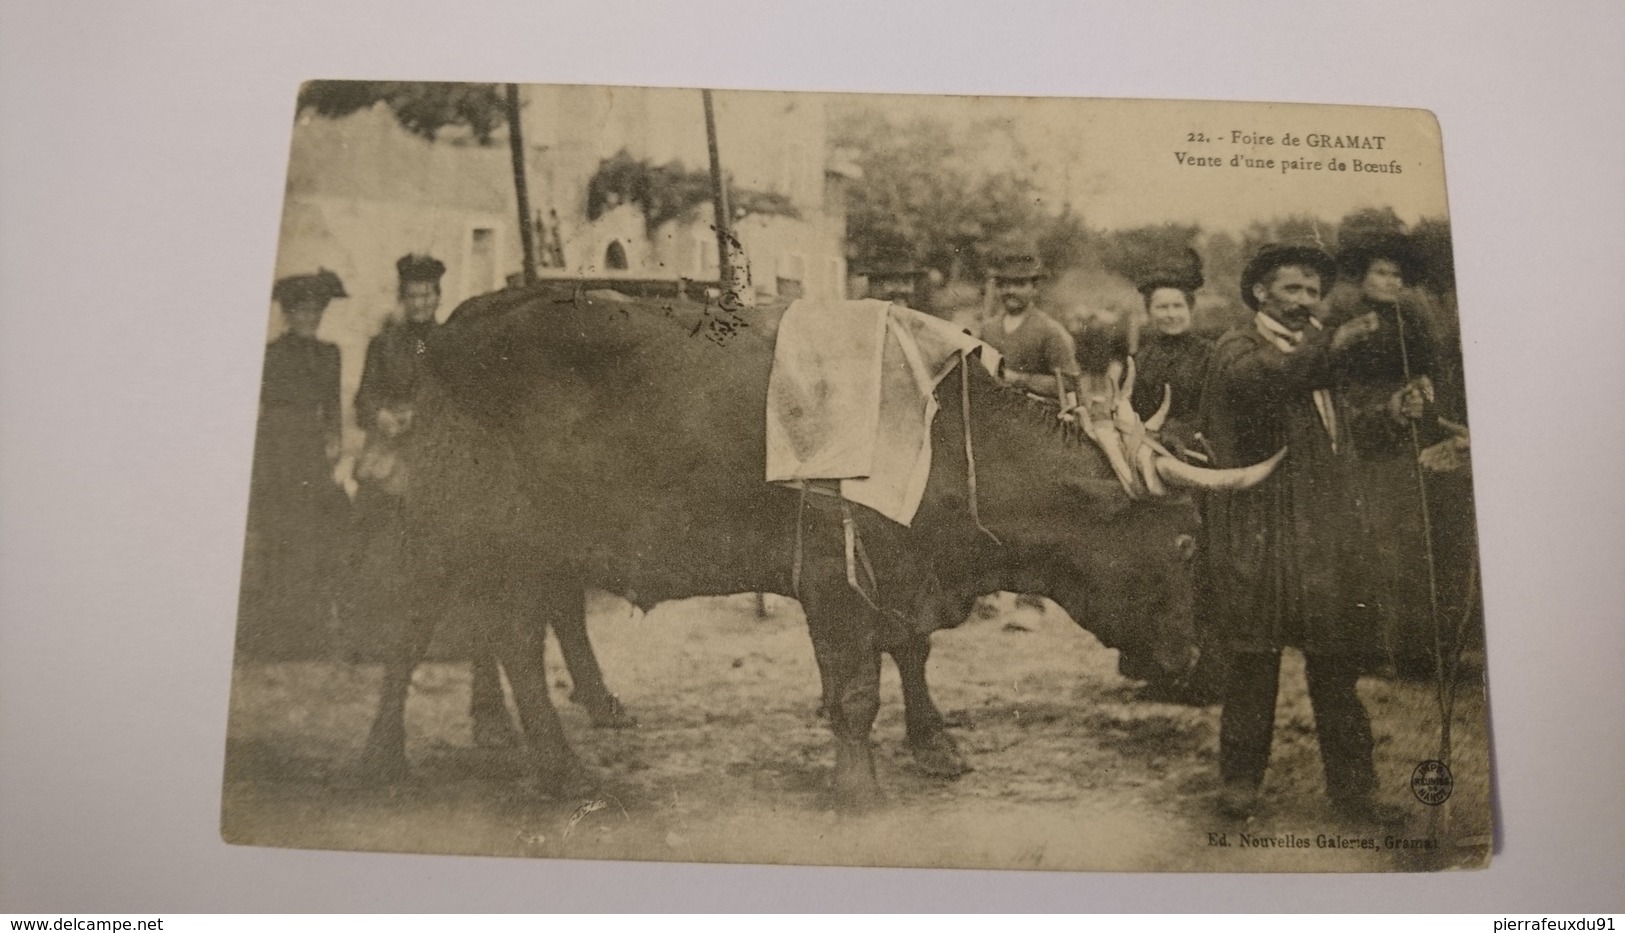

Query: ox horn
[1119,356,1137,403]
[1135,444,1167,497]
[1155,447,1287,492]
[1091,420,1145,499]
[1144,383,1173,433]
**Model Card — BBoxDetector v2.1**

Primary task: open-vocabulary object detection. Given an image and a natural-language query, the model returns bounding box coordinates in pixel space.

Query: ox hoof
[472,716,519,748]
[832,739,882,811]
[358,743,411,782]
[907,732,972,779]
[572,691,638,729]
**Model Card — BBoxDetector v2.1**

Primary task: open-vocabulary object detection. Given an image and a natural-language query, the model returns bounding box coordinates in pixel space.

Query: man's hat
[272,269,347,307]
[1336,230,1424,284]
[857,236,926,280]
[862,261,926,281]
[1239,243,1336,310]
[987,237,1046,280]
[1135,246,1205,297]
[396,253,447,283]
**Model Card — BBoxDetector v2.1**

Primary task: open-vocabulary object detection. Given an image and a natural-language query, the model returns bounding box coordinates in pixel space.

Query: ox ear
[1060,475,1133,520]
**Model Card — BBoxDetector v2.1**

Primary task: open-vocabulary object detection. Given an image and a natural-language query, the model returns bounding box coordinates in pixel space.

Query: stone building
[268,84,852,450]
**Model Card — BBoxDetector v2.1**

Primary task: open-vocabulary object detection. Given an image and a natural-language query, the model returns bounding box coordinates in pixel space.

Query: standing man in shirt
[976,242,1080,401]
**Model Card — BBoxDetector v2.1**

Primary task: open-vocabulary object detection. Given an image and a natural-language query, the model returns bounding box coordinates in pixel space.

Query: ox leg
[547,586,635,729]
[361,604,438,780]
[802,585,884,809]
[485,606,597,798]
[891,634,970,778]
[470,652,518,748]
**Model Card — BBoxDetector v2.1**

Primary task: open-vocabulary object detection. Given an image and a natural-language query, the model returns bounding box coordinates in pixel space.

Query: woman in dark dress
[1328,233,1479,677]
[239,270,349,659]
[1111,252,1215,687]
[1129,249,1212,456]
[345,254,445,664]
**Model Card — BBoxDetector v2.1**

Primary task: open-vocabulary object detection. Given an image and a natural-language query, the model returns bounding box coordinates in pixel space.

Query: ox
[361,286,1263,807]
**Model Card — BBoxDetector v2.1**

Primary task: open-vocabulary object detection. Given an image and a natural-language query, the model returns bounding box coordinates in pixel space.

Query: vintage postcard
[224,83,1491,872]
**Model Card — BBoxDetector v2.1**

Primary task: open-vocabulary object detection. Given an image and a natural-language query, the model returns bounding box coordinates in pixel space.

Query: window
[698,236,719,278]
[776,252,805,300]
[464,227,498,307]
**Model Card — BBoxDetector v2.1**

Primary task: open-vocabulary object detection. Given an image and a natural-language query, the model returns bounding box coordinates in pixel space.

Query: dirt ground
[222,592,1492,873]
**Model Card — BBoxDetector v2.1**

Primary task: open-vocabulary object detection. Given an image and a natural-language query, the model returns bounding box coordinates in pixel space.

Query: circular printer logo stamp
[1411,759,1454,805]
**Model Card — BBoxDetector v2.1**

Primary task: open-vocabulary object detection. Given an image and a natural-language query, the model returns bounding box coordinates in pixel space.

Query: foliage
[1238,213,1337,258]
[296,81,507,144]
[585,150,799,237]
[1336,206,1408,243]
[1407,217,1456,296]
[833,108,1055,282]
[1034,208,1093,275]
[1095,223,1204,288]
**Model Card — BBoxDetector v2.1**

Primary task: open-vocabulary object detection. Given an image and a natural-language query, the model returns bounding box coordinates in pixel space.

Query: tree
[1096,223,1203,287]
[585,150,798,238]
[833,107,1055,283]
[1335,206,1408,244]
[1238,214,1335,262]
[296,81,508,144]
[1409,217,1456,297]
[1202,229,1246,303]
[1036,208,1095,278]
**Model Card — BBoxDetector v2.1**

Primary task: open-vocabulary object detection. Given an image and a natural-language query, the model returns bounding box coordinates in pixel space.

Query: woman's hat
[396,253,447,283]
[1336,230,1424,284]
[272,269,348,306]
[1135,246,1205,296]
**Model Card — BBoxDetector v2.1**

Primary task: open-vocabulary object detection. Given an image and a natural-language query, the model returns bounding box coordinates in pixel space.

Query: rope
[840,497,887,614]
[791,482,807,599]
[786,350,1005,612]
[962,352,1001,545]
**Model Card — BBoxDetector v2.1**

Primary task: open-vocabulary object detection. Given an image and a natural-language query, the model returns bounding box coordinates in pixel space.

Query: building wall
[521,86,845,297]
[270,85,847,451]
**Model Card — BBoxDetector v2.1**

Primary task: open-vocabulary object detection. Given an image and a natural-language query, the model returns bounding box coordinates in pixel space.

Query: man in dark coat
[240,269,349,659]
[1200,244,1420,823]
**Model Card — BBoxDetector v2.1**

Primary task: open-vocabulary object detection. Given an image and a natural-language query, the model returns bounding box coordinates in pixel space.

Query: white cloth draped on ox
[765,298,1000,527]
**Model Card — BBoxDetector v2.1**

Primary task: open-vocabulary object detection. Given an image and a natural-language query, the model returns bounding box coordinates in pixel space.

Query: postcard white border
[2,0,1622,912]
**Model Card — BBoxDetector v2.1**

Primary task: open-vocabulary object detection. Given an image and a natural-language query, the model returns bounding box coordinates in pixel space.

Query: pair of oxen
[358,287,1279,808]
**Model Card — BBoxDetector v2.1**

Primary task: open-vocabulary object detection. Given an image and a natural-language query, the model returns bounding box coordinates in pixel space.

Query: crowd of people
[238,255,446,663]
[921,233,1477,824]
[240,230,1477,826]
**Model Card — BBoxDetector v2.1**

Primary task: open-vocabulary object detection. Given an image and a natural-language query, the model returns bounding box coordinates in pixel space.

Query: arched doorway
[604,241,628,271]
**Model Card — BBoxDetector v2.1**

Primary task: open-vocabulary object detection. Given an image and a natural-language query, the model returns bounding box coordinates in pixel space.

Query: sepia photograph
[9,0,1625,915]
[219,85,1492,872]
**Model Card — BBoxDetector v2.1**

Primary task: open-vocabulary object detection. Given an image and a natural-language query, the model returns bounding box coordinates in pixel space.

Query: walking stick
[1396,308,1477,845]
